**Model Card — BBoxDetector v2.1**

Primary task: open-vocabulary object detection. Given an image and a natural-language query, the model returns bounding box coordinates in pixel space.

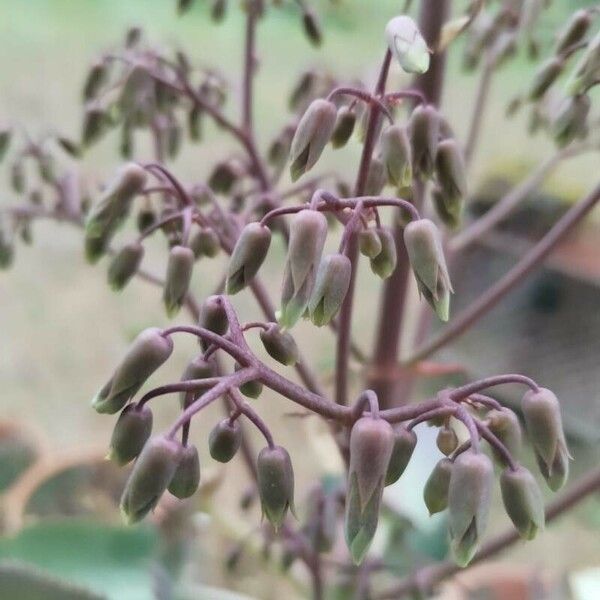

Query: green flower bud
[432,185,461,230]
[107,242,144,291]
[188,104,203,141]
[177,0,195,16]
[0,126,12,162]
[404,219,453,321]
[211,0,227,23]
[309,254,351,327]
[424,457,453,515]
[385,426,417,486]
[83,60,108,101]
[120,435,182,523]
[209,418,242,463]
[108,403,153,465]
[189,226,220,259]
[0,216,14,270]
[82,104,111,148]
[359,228,382,259]
[555,9,592,54]
[486,407,522,460]
[166,121,182,159]
[364,157,386,196]
[279,210,328,328]
[408,105,440,178]
[137,208,156,233]
[567,29,600,93]
[85,163,147,264]
[268,126,294,169]
[302,486,337,553]
[500,466,545,540]
[437,425,458,456]
[448,451,494,566]
[168,444,200,499]
[208,160,242,194]
[179,355,216,408]
[522,387,570,491]
[10,161,25,194]
[125,26,142,48]
[235,363,263,399]
[289,99,337,181]
[92,327,173,414]
[369,227,397,279]
[289,71,316,112]
[435,139,466,206]
[331,106,356,149]
[198,295,229,348]
[163,245,194,317]
[381,125,412,189]
[259,323,299,366]
[257,445,296,530]
[345,416,395,564]
[226,222,272,294]
[528,57,564,101]
[385,16,430,75]
[552,94,590,147]
[302,8,322,47]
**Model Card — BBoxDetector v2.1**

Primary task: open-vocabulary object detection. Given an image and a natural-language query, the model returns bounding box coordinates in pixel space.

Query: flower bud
[179,355,216,409]
[435,139,466,206]
[437,425,458,456]
[381,125,412,189]
[555,9,592,54]
[268,126,294,169]
[500,466,545,540]
[189,226,220,259]
[10,161,25,194]
[303,486,337,553]
[279,210,328,328]
[211,0,226,22]
[424,457,453,515]
[209,418,242,463]
[404,218,453,321]
[331,106,356,149]
[137,208,156,233]
[208,160,242,194]
[552,93,590,147]
[369,227,397,279]
[198,295,228,348]
[107,242,144,291]
[226,222,272,294]
[85,163,148,264]
[522,387,570,491]
[385,426,417,486]
[83,60,108,101]
[486,407,522,459]
[188,104,203,141]
[0,217,14,270]
[259,323,299,366]
[92,327,173,414]
[120,436,182,523]
[82,104,111,148]
[235,363,263,399]
[177,0,195,16]
[289,71,317,112]
[359,228,382,259]
[108,403,153,465]
[448,451,494,566]
[345,416,395,564]
[385,16,430,75]
[364,157,386,196]
[289,99,337,181]
[257,445,296,530]
[0,126,12,162]
[302,8,322,47]
[408,105,440,178]
[168,444,200,499]
[432,185,461,230]
[308,254,352,327]
[528,57,564,101]
[163,245,194,317]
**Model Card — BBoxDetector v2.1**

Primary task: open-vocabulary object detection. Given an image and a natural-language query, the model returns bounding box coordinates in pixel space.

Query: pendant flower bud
[257,445,296,530]
[552,94,590,147]
[309,254,352,327]
[235,363,263,399]
[424,457,453,515]
[279,210,328,328]
[364,157,386,196]
[408,105,440,178]
[435,139,467,206]
[486,407,522,459]
[528,57,564,101]
[0,126,12,162]
[226,222,272,294]
[190,227,220,259]
[92,327,173,414]
[289,99,337,181]
[404,218,453,321]
[522,387,570,491]
[302,8,322,47]
[381,125,412,189]
[331,106,356,149]
[107,242,144,291]
[303,486,338,553]
[198,295,228,348]
[179,355,216,408]
[120,436,182,523]
[385,426,417,486]
[0,217,14,270]
[369,227,397,279]
[209,160,243,195]
[500,466,545,540]
[108,404,153,466]
[359,228,382,259]
[85,163,147,264]
[448,451,494,566]
[566,29,600,95]
[163,245,195,317]
[432,185,461,230]
[437,425,458,456]
[555,9,592,54]
[259,323,299,366]
[168,444,201,499]
[209,418,242,463]
[385,16,430,75]
[345,416,395,564]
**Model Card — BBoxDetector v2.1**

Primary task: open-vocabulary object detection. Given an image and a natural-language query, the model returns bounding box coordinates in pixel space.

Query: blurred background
[1,1,599,599]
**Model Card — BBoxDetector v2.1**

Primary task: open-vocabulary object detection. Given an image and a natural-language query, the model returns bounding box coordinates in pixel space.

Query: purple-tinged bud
[437,425,458,456]
[107,242,144,291]
[552,94,590,147]
[120,436,182,523]
[528,57,564,101]
[257,445,296,530]
[385,426,417,486]
[359,228,382,259]
[82,104,111,148]
[235,363,263,399]
[189,226,220,259]
[163,245,194,317]
[279,210,328,328]
[309,254,352,327]
[369,227,397,279]
[208,159,243,194]
[168,444,200,499]
[302,8,322,47]
[268,126,294,169]
[500,466,545,540]
[226,222,272,294]
[108,403,153,466]
[385,16,430,75]
[345,416,395,564]
[198,295,228,347]
[179,355,216,409]
[435,139,467,206]
[522,387,570,491]
[448,451,494,566]
[432,185,461,230]
[364,157,386,196]
[404,218,453,321]
[0,126,12,162]
[567,29,600,95]
[381,125,412,189]
[289,71,317,112]
[487,407,522,460]
[259,323,299,366]
[408,105,440,178]
[83,60,108,101]
[289,99,337,182]
[85,163,148,264]
[209,418,242,463]
[555,9,592,55]
[303,486,337,553]
[331,106,356,149]
[424,457,453,515]
[92,327,173,414]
